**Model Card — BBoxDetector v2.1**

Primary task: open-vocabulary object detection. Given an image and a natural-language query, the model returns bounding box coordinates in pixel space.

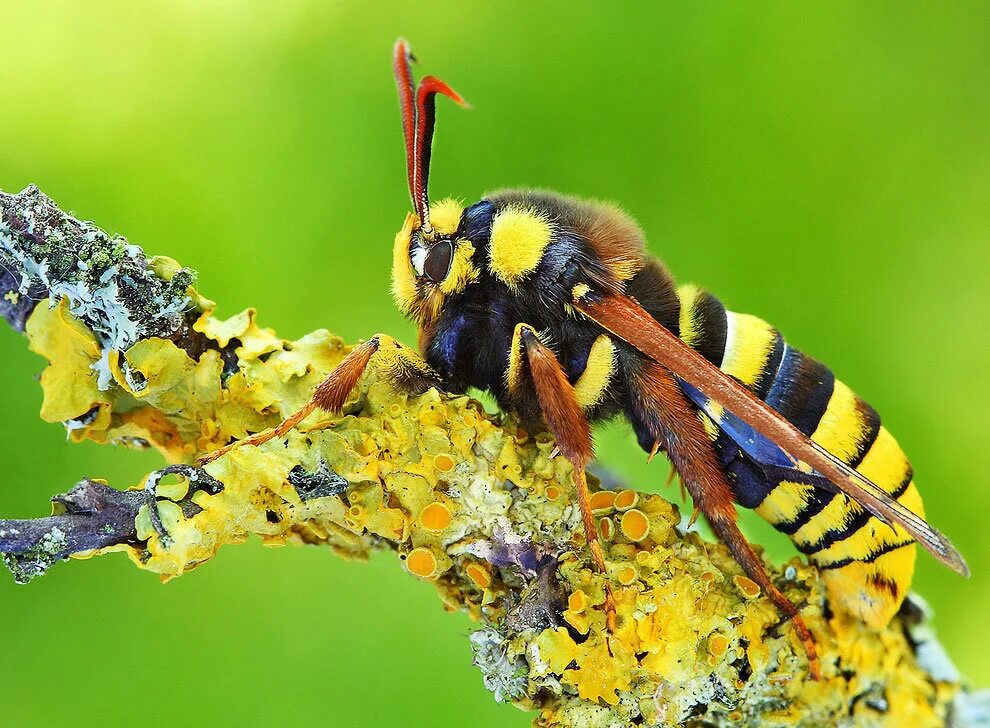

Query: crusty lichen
[1,525,67,584]
[2,186,986,727]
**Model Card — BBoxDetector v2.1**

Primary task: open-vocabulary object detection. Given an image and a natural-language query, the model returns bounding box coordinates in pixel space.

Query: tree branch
[1,185,987,727]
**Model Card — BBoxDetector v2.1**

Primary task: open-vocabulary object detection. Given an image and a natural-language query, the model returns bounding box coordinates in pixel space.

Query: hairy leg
[513,325,617,630]
[628,357,821,679]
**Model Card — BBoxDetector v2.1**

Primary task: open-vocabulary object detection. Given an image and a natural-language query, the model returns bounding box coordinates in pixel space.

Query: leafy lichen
[1,185,196,390]
[1,186,984,727]
[18,296,971,726]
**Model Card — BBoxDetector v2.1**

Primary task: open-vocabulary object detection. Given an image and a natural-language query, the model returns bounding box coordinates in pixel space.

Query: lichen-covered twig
[1,185,987,728]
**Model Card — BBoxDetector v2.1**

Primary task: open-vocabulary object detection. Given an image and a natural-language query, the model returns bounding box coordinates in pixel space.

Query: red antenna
[393,39,468,233]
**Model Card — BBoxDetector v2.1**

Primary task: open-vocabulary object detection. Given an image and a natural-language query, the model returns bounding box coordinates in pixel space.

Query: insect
[202,39,968,678]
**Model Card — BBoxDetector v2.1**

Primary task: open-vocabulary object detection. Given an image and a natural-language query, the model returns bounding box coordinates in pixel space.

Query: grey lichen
[0,184,196,389]
[2,525,68,584]
[471,627,531,704]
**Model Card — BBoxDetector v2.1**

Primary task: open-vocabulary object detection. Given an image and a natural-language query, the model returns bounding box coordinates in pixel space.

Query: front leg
[509,324,617,629]
[628,357,822,679]
[198,335,441,466]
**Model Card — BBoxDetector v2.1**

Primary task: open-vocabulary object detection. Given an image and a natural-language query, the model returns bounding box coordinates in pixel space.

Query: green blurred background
[1,2,988,725]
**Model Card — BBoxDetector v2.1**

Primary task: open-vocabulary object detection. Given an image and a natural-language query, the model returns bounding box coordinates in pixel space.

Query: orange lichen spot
[406,547,438,579]
[434,454,455,472]
[568,589,588,613]
[700,570,716,584]
[348,505,364,518]
[620,509,650,542]
[613,489,639,511]
[465,562,492,589]
[545,484,562,501]
[733,574,761,599]
[708,633,730,659]
[589,491,616,512]
[617,566,637,585]
[514,427,529,444]
[728,711,743,723]
[420,501,453,532]
[599,516,614,541]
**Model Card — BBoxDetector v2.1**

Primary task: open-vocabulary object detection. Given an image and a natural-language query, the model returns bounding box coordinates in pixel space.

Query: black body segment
[671,283,923,625]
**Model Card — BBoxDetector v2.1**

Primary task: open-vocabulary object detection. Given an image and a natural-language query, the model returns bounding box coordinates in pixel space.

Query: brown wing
[574,289,970,578]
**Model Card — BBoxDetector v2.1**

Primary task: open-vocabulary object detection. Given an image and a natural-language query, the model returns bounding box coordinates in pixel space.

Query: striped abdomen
[677,284,923,627]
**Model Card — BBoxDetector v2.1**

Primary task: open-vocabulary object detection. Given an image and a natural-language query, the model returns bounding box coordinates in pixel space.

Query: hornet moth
[201,39,969,679]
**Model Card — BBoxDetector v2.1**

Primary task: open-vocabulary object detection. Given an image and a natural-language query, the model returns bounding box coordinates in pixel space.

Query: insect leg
[707,509,821,679]
[628,358,821,679]
[198,335,441,466]
[514,325,617,629]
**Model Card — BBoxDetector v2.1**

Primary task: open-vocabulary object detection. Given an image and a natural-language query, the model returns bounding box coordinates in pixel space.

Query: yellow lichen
[619,509,650,542]
[18,278,968,728]
[465,562,492,589]
[563,635,635,706]
[589,491,616,513]
[407,547,439,579]
[733,574,762,600]
[708,632,730,659]
[616,566,637,586]
[613,489,639,511]
[598,516,614,541]
[26,298,110,423]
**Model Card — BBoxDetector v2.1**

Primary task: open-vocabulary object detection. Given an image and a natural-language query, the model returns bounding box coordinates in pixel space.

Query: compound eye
[424,239,454,283]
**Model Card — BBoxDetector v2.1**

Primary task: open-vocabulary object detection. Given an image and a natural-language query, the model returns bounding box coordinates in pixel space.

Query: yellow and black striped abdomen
[677,284,922,627]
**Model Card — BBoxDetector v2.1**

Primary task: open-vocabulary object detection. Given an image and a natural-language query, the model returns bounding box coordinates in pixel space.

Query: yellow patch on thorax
[438,241,479,295]
[391,214,419,315]
[574,335,616,409]
[429,198,464,236]
[488,204,553,288]
[721,312,776,387]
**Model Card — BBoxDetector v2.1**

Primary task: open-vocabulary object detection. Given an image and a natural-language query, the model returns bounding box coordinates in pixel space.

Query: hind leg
[511,324,617,630]
[627,357,821,679]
